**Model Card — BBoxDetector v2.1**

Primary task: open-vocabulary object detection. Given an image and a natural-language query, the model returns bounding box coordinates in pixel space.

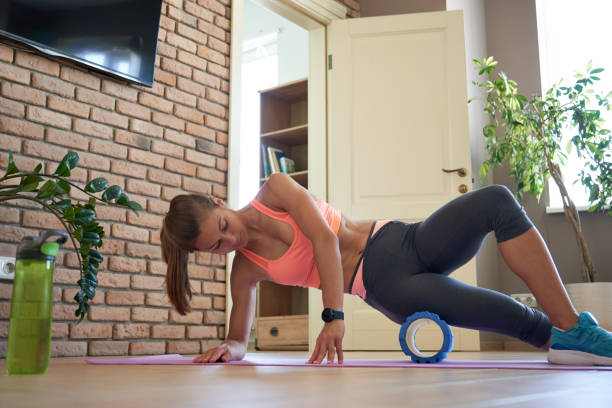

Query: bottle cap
[16,229,68,261]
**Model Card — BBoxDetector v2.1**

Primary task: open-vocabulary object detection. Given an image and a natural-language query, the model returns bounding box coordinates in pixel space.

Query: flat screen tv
[0,0,163,87]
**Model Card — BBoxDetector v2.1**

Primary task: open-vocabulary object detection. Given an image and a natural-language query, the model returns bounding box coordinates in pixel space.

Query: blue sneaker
[548,312,612,366]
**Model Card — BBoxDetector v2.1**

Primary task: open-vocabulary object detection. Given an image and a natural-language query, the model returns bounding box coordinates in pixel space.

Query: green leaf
[20,174,43,192]
[74,209,95,225]
[54,151,80,177]
[85,178,109,193]
[36,180,57,200]
[64,207,76,223]
[102,185,122,202]
[52,199,71,212]
[82,232,100,245]
[127,200,143,213]
[116,193,129,206]
[56,180,70,195]
[4,153,19,177]
[33,163,42,174]
[590,67,604,74]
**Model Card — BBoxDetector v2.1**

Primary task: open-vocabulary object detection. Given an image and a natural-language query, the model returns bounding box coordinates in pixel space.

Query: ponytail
[161,194,218,315]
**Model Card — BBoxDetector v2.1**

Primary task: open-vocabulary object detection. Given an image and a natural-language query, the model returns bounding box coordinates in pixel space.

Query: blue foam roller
[399,311,454,363]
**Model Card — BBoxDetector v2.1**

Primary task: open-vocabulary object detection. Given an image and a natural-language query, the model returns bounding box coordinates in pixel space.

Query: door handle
[442,168,467,177]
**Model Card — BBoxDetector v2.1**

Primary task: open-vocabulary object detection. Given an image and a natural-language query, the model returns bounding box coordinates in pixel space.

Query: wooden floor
[2,351,612,407]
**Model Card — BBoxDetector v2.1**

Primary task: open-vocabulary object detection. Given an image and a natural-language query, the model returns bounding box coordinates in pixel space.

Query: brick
[54,267,81,285]
[113,131,149,152]
[168,5,199,27]
[188,265,214,280]
[114,323,150,339]
[212,184,226,198]
[126,243,161,260]
[174,105,204,124]
[192,296,213,310]
[95,205,128,222]
[151,111,186,131]
[138,92,174,113]
[185,2,214,22]
[146,292,172,307]
[147,261,166,277]
[196,139,225,157]
[185,122,215,140]
[196,253,224,268]
[197,99,225,118]
[0,302,9,319]
[98,239,124,256]
[184,149,215,168]
[131,275,164,290]
[165,157,196,176]
[110,160,147,179]
[0,98,24,117]
[73,118,113,140]
[205,87,229,106]
[197,46,225,66]
[216,131,228,146]
[197,167,225,183]
[159,15,176,32]
[128,149,165,168]
[129,118,164,138]
[16,51,60,75]
[0,61,30,84]
[112,224,148,242]
[220,79,229,93]
[147,199,170,215]
[70,322,112,338]
[132,307,168,322]
[62,252,80,268]
[88,306,131,321]
[213,296,225,310]
[154,70,177,87]
[23,140,67,161]
[187,326,217,339]
[200,339,223,350]
[183,177,211,194]
[89,341,129,356]
[97,271,131,288]
[116,99,151,121]
[60,66,101,89]
[46,95,89,118]
[161,56,193,78]
[52,322,69,338]
[175,77,205,99]
[89,139,128,159]
[76,151,111,171]
[166,87,197,107]
[197,0,226,16]
[0,206,19,225]
[152,325,185,339]
[53,303,80,321]
[199,20,225,43]
[63,288,105,305]
[177,22,207,44]
[101,80,138,101]
[0,44,14,62]
[50,342,87,357]
[205,115,228,132]
[91,107,129,129]
[32,73,75,97]
[0,283,13,299]
[129,341,165,355]
[204,310,225,324]
[161,186,184,201]
[46,128,89,149]
[75,87,115,110]
[22,210,63,229]
[207,62,229,80]
[147,168,180,187]
[203,281,225,296]
[177,50,207,71]
[163,130,194,150]
[126,178,162,197]
[0,116,44,139]
[109,256,147,273]
[1,82,46,105]
[27,106,72,129]
[215,268,226,282]
[193,70,221,89]
[208,35,230,55]
[167,341,200,354]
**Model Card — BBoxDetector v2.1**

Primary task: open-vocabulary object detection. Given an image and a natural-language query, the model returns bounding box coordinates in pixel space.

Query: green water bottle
[6,229,68,375]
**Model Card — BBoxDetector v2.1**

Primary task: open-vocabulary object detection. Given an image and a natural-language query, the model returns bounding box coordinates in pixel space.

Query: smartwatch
[321,308,344,323]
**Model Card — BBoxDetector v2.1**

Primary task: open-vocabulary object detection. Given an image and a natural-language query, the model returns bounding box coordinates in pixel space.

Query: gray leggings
[359,185,552,348]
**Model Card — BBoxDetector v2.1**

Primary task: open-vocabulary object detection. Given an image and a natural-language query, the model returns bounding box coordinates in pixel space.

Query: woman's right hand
[192,340,246,363]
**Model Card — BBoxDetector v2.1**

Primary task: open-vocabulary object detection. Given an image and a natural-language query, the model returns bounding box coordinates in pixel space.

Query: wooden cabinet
[255,78,309,350]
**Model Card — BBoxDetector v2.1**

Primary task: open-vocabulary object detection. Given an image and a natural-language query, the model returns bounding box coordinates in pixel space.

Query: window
[536,0,612,211]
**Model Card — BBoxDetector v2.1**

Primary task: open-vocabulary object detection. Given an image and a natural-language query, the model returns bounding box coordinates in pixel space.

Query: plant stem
[0,173,107,204]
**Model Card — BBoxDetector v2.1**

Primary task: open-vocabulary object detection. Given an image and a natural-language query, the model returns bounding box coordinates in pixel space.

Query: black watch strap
[322,308,344,322]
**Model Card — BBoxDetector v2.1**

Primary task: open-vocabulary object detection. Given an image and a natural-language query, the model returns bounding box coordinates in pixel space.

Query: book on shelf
[267,146,286,174]
[261,144,271,178]
[279,157,295,174]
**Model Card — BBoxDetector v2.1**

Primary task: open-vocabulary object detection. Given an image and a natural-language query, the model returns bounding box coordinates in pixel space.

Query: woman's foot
[548,312,612,366]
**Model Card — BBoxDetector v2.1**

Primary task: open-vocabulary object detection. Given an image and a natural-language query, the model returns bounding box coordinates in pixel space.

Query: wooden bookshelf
[256,78,309,350]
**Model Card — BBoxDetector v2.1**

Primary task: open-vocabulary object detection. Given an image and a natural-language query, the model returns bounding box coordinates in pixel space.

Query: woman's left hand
[307,319,345,364]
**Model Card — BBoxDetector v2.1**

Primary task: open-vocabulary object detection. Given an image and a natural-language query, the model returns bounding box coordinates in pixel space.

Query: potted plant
[0,151,141,321]
[472,57,612,328]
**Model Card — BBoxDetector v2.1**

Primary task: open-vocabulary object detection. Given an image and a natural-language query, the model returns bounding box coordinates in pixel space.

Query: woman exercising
[161,173,612,366]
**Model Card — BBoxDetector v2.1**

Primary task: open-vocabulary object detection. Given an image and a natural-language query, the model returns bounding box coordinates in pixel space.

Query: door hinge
[328,54,332,70]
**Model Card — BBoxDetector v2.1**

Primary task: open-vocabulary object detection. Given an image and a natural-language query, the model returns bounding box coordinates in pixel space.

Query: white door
[309,11,479,351]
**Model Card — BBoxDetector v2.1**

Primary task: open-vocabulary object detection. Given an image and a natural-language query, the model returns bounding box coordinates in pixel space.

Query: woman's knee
[478,185,533,242]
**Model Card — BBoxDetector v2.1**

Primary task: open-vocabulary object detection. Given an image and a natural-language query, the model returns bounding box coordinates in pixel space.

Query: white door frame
[226,0,346,329]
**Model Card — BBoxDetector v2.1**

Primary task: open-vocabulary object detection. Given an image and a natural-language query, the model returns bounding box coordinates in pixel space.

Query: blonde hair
[161,194,217,315]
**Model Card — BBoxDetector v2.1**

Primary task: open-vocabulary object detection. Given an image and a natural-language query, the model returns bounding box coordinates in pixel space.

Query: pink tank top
[238,198,342,288]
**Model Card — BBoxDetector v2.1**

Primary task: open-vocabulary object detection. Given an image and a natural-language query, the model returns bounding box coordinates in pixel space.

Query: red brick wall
[0,0,358,358]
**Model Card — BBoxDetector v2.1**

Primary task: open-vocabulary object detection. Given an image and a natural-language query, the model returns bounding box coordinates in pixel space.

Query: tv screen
[0,0,163,87]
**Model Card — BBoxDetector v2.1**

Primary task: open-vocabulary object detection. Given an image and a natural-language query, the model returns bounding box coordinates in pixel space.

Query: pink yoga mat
[85,353,612,371]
